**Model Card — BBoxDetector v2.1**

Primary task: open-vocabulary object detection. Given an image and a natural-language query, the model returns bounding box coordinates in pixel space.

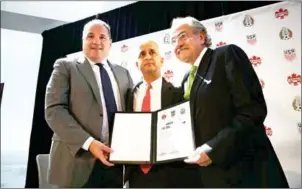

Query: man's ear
[199,31,206,45]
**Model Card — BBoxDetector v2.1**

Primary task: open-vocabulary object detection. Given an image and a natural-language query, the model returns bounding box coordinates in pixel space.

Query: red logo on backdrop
[164,51,172,60]
[246,34,257,45]
[215,21,223,32]
[275,8,289,19]
[284,48,296,61]
[216,41,227,47]
[264,126,272,136]
[249,56,262,66]
[287,73,301,86]
[163,69,174,82]
[260,79,265,89]
[243,15,254,27]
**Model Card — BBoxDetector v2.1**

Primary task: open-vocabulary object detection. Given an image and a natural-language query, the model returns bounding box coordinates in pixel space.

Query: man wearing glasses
[169,16,289,188]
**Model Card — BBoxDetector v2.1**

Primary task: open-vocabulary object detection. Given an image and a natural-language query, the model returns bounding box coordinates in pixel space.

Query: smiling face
[82,22,112,63]
[171,24,205,64]
[137,41,164,77]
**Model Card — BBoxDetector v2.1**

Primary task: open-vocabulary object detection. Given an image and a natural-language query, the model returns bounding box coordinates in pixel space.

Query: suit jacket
[44,55,133,187]
[124,78,186,184]
[181,44,289,187]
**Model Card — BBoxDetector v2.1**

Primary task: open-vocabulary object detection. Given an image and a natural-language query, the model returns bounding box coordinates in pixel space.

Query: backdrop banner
[67,1,301,187]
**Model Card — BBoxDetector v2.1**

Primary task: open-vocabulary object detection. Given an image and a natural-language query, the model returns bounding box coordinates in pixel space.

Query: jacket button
[100,113,103,117]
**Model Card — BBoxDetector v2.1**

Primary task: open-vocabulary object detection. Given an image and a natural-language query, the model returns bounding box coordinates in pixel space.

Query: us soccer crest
[249,56,262,66]
[287,73,301,86]
[243,15,254,27]
[292,96,301,112]
[216,41,227,47]
[279,27,293,40]
[164,51,172,60]
[120,44,129,53]
[215,21,223,32]
[283,48,296,61]
[163,33,171,44]
[275,8,289,19]
[246,34,257,45]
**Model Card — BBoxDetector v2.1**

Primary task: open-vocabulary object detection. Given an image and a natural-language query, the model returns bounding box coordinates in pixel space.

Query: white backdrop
[68,1,301,187]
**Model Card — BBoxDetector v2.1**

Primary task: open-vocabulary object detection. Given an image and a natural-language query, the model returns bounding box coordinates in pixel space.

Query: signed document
[109,101,195,164]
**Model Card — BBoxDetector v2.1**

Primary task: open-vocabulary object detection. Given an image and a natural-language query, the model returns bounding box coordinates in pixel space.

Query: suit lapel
[76,56,102,107]
[190,48,213,111]
[161,78,173,108]
[107,61,125,111]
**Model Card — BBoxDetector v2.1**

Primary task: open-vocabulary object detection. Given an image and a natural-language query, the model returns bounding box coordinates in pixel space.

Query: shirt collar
[142,76,162,89]
[86,57,109,68]
[193,47,208,68]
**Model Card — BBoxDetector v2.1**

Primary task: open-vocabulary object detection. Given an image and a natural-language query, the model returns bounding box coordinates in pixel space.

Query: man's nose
[144,53,152,60]
[92,37,101,44]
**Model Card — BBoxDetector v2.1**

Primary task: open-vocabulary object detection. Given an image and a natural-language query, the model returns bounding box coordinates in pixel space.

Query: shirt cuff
[82,137,94,151]
[196,143,213,154]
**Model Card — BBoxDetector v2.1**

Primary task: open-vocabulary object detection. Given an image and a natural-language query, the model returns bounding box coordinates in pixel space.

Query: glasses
[171,32,189,47]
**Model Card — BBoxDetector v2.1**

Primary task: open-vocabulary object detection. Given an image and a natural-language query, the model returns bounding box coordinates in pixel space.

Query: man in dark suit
[45,19,133,188]
[124,40,202,188]
[169,16,289,188]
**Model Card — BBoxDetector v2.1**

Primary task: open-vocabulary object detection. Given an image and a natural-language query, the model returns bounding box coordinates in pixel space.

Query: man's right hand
[88,140,114,166]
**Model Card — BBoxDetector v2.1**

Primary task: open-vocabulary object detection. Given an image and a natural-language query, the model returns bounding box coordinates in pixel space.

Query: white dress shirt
[183,47,213,162]
[133,77,162,112]
[82,58,122,150]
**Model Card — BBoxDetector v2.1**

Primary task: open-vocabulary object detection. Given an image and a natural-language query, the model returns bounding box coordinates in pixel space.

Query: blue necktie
[96,63,117,140]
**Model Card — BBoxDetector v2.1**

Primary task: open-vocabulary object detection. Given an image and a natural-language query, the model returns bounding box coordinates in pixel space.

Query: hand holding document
[109,101,196,164]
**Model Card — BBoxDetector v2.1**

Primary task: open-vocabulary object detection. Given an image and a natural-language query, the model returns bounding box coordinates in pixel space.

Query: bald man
[124,40,202,188]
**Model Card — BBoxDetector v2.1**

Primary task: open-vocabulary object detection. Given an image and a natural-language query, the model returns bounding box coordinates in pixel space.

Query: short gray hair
[82,19,111,39]
[170,16,212,47]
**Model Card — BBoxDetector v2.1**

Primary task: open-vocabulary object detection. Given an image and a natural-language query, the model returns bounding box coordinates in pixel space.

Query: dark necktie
[96,63,117,142]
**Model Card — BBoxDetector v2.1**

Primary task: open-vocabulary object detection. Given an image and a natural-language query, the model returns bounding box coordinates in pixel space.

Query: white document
[156,101,195,162]
[109,113,152,163]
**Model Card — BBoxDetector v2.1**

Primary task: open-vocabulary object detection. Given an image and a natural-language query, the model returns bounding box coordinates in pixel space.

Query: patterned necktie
[140,84,152,174]
[184,65,198,100]
[96,63,117,144]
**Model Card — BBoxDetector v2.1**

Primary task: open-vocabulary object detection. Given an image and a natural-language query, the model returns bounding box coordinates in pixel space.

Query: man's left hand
[196,152,212,167]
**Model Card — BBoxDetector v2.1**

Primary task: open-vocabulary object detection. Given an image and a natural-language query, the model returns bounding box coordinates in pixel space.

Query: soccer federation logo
[279,27,293,40]
[243,15,254,27]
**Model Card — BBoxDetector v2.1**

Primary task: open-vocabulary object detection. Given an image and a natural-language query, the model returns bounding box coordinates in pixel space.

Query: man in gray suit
[45,19,134,188]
